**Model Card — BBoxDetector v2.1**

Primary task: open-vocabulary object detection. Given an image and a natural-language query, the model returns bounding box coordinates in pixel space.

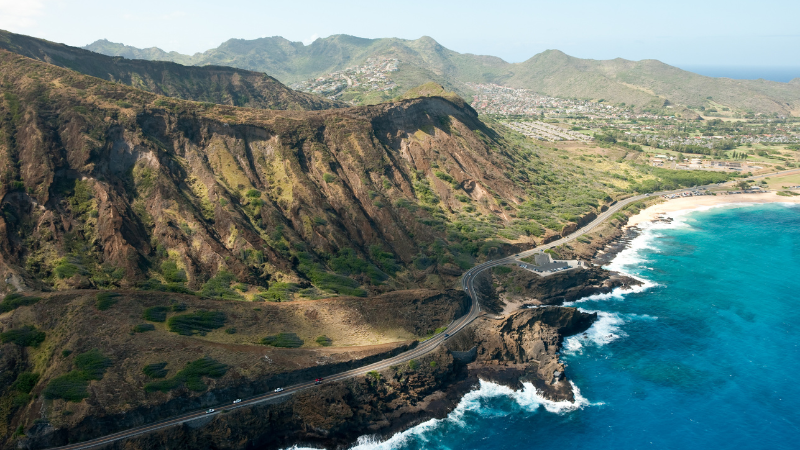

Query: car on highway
[233,399,241,404]
[274,387,284,393]
[315,378,323,385]
[444,333,450,339]
[206,409,215,414]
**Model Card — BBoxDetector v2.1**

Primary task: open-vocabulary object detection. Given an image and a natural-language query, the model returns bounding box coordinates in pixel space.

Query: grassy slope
[85,35,800,115]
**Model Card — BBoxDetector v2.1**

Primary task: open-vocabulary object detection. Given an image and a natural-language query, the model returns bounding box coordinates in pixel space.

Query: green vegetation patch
[144,357,228,393]
[167,310,227,336]
[630,168,733,193]
[43,349,111,402]
[330,248,387,284]
[137,278,195,294]
[95,292,120,311]
[161,261,188,283]
[0,326,46,347]
[315,335,333,347]
[296,252,367,297]
[142,362,169,379]
[200,270,243,300]
[0,293,41,313]
[11,372,40,394]
[261,332,304,348]
[133,323,155,333]
[257,282,299,302]
[492,266,513,275]
[143,306,170,322]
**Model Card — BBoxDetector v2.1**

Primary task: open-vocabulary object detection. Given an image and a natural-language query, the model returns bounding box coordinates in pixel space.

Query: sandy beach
[627,192,800,227]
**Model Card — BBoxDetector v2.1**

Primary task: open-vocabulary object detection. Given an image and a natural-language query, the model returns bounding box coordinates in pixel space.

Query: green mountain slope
[85,35,800,115]
[0,30,341,111]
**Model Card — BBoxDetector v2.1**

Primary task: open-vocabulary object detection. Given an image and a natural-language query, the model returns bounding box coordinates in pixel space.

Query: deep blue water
[309,203,800,450]
[680,66,800,83]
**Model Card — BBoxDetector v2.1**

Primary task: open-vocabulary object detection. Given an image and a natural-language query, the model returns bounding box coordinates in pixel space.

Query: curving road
[48,176,786,449]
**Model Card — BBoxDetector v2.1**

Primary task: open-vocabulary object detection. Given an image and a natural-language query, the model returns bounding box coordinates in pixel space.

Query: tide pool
[310,202,800,450]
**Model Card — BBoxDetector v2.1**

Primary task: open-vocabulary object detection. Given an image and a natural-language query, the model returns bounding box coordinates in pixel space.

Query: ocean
[679,66,800,83]
[292,202,800,450]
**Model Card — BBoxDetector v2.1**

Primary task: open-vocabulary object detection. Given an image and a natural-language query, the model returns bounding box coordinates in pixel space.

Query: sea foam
[282,380,593,450]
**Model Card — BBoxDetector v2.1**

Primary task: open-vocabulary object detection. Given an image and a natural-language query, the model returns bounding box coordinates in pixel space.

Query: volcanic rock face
[492,266,642,307]
[0,51,527,295]
[445,306,596,402]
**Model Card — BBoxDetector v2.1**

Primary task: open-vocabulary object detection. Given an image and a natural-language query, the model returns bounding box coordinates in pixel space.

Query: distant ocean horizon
[679,65,800,82]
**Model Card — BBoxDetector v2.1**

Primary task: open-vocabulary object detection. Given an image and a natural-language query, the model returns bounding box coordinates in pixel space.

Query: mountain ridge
[0,30,341,111]
[85,34,800,115]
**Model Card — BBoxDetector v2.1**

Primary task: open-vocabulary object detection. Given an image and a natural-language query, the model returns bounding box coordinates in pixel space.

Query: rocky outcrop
[493,266,641,307]
[449,306,595,401]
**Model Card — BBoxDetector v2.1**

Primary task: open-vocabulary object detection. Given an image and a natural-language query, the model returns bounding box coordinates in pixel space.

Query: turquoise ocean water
[292,203,800,450]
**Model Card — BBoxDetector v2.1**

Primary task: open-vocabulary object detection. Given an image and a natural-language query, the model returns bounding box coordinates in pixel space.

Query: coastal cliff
[44,307,595,450]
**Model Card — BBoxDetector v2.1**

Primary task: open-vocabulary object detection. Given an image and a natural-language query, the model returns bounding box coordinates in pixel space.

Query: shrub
[144,357,228,393]
[434,170,454,184]
[11,372,40,393]
[225,327,237,334]
[133,324,155,333]
[43,371,92,402]
[161,261,188,283]
[74,349,112,380]
[137,279,195,294]
[167,311,227,336]
[0,326,46,347]
[43,349,111,402]
[171,302,187,312]
[367,370,381,381]
[257,282,299,302]
[200,270,242,300]
[54,260,82,279]
[408,360,419,371]
[261,332,304,348]
[315,335,332,347]
[143,306,170,322]
[142,362,169,379]
[95,292,120,311]
[0,293,41,313]
[245,189,261,198]
[323,173,336,183]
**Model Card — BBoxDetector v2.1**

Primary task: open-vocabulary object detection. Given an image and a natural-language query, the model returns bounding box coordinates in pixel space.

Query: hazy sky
[2,0,798,67]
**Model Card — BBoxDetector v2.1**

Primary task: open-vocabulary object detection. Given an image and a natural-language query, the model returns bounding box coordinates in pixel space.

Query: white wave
[564,277,658,306]
[282,379,594,450]
[563,310,626,353]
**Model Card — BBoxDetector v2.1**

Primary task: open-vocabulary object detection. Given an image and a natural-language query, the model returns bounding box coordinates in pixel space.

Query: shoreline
[627,192,800,228]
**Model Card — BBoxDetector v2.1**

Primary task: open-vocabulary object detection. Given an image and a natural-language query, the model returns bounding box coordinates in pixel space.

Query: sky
[2,0,799,70]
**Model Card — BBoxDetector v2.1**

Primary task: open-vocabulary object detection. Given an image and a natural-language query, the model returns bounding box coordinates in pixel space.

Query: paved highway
[48,174,791,449]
